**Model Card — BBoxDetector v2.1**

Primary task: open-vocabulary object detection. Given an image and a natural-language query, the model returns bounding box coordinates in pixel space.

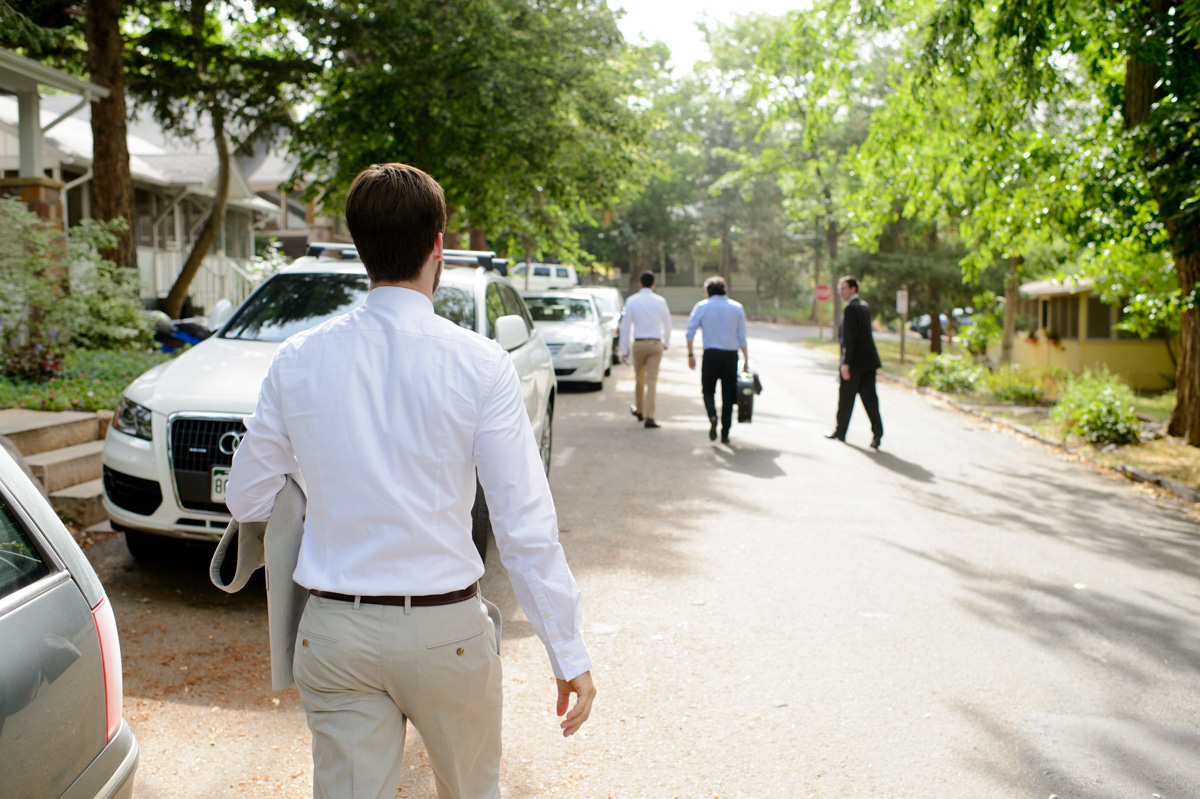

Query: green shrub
[1051,370,1141,446]
[910,353,984,394]
[982,367,1046,405]
[0,348,176,412]
[0,198,152,380]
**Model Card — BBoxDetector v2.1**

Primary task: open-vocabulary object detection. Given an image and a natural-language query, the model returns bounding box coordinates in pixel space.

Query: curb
[821,348,1199,506]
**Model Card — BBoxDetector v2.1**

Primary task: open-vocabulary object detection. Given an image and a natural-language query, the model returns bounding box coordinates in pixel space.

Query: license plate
[211,467,231,503]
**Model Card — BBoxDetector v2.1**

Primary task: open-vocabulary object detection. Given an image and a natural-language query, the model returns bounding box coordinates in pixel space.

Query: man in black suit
[826,276,883,449]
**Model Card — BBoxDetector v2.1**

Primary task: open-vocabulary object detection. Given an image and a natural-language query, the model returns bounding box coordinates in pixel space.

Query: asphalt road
[87,317,1200,798]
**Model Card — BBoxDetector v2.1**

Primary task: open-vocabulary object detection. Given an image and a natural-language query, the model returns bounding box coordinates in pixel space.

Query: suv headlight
[113,396,153,440]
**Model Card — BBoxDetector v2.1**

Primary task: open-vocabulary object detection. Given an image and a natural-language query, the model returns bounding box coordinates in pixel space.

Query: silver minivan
[0,446,139,798]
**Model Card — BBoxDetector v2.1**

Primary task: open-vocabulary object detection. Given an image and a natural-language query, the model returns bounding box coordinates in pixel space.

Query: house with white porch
[0,47,275,315]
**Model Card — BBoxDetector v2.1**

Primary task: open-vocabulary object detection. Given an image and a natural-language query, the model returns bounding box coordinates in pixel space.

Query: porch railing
[136,247,258,315]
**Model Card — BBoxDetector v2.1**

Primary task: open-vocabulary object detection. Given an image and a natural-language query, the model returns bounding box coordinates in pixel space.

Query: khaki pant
[293,593,502,799]
[632,339,664,420]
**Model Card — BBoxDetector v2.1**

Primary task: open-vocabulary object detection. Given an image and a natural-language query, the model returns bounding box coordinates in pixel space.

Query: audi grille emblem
[218,430,244,455]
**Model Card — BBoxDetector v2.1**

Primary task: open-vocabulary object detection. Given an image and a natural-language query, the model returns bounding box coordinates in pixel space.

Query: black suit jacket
[840,295,882,376]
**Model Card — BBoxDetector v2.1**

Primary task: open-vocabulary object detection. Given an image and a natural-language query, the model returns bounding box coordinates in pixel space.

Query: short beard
[432,259,443,293]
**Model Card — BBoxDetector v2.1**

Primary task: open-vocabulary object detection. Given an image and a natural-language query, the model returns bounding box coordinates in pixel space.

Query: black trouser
[835,368,883,440]
[702,349,739,435]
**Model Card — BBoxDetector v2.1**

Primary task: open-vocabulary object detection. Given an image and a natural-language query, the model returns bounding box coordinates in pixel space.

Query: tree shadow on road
[885,539,1200,797]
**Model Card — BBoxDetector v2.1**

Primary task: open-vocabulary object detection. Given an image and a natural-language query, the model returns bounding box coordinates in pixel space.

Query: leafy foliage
[0,198,152,382]
[910,353,984,393]
[1052,370,1142,446]
[283,0,648,258]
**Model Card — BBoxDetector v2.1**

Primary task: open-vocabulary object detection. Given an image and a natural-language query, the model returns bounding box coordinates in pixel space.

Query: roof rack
[444,249,508,276]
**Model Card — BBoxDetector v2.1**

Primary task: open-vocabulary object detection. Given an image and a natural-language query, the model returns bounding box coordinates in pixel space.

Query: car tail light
[92,596,124,743]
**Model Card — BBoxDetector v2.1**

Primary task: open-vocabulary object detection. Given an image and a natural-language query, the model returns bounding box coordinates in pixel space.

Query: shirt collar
[364,285,435,315]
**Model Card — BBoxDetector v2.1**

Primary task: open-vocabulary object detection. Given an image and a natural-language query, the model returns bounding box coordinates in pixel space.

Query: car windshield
[586,292,618,314]
[220,273,475,341]
[524,297,594,323]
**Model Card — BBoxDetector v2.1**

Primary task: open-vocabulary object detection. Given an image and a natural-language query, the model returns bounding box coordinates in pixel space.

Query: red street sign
[815,283,833,302]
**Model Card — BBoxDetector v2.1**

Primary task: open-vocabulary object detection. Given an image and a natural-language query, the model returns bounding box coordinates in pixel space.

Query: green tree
[891,0,1200,442]
[283,0,647,257]
[126,1,315,318]
[2,1,137,271]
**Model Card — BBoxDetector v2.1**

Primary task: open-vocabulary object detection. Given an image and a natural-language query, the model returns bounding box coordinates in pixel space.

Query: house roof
[0,48,109,98]
[0,95,276,213]
[1019,277,1095,297]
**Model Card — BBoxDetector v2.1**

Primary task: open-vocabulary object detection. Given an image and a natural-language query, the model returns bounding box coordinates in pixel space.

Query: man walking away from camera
[685,276,748,444]
[226,162,594,799]
[826,275,883,449]
[619,270,673,429]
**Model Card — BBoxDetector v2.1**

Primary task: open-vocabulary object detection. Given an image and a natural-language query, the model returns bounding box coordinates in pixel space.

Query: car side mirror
[494,314,529,351]
[208,298,234,332]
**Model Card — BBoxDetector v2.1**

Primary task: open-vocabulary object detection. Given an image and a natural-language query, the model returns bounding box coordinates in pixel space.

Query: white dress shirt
[226,286,590,681]
[618,287,673,357]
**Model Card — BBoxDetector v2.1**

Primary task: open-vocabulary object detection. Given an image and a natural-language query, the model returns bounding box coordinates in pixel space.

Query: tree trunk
[828,218,841,342]
[444,205,462,249]
[929,287,943,355]
[469,228,486,250]
[1001,256,1021,365]
[163,104,231,318]
[86,0,135,270]
[1125,7,1200,445]
[1168,251,1200,444]
[720,226,732,286]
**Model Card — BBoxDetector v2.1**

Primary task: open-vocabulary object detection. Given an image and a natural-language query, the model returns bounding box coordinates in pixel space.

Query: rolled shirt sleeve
[473,356,591,681]
[686,302,703,342]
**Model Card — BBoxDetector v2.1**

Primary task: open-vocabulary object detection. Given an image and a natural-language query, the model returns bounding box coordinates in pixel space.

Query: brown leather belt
[310,582,478,607]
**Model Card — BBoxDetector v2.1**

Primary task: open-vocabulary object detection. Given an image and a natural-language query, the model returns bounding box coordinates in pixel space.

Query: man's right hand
[556,671,596,737]
[620,354,630,365]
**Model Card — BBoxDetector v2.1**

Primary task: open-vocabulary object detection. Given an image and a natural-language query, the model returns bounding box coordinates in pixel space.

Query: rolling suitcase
[736,371,762,423]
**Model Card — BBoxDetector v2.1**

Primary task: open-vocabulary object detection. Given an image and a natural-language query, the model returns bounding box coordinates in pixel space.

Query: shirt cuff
[544,634,592,682]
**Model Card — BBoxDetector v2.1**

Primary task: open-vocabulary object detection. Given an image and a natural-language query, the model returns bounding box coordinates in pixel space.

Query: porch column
[0,176,66,229]
[17,90,43,178]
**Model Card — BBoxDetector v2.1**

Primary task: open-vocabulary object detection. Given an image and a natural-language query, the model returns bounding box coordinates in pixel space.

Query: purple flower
[47,329,58,342]
[34,343,43,351]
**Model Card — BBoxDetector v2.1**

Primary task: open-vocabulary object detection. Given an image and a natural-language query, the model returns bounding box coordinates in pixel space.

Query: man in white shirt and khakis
[618,270,673,429]
[226,163,594,799]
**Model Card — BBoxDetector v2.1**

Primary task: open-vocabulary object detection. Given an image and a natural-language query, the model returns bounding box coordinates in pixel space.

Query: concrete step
[0,409,107,457]
[26,440,105,494]
[50,477,108,528]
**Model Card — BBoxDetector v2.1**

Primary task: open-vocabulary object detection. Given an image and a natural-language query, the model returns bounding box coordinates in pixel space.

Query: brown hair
[704,276,727,296]
[344,163,446,283]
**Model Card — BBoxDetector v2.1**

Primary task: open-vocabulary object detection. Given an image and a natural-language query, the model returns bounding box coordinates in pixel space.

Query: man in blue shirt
[686,276,749,444]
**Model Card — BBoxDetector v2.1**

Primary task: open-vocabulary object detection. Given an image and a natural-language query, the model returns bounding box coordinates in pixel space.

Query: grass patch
[0,348,178,412]
[1133,390,1174,423]
[805,335,945,379]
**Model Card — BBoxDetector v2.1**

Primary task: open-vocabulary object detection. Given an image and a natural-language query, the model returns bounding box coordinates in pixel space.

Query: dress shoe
[709,416,718,441]
[720,434,730,444]
[824,431,845,441]
[644,419,660,429]
[630,404,643,422]
[870,435,882,450]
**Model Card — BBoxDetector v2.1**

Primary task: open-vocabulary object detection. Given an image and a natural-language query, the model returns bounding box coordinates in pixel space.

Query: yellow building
[1004,278,1176,391]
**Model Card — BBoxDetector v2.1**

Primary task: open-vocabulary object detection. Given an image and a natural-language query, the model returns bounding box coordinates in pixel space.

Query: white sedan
[101,250,555,561]
[521,292,612,391]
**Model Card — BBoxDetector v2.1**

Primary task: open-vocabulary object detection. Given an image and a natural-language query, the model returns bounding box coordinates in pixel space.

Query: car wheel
[471,480,490,564]
[538,404,553,477]
[122,528,177,562]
